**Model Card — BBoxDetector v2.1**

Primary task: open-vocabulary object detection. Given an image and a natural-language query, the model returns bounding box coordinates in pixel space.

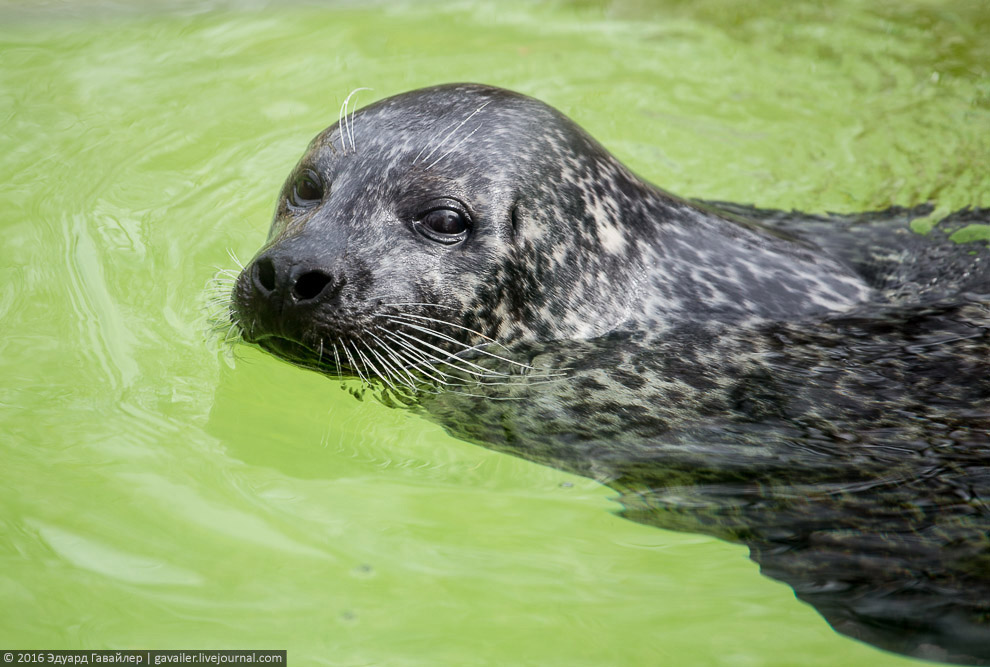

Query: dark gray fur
[229,84,990,664]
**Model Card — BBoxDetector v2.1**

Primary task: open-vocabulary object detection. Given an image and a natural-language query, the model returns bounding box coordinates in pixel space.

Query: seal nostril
[255,258,277,293]
[293,270,333,301]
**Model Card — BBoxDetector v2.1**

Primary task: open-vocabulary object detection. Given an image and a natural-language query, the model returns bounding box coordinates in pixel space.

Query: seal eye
[415,207,470,245]
[423,209,467,235]
[288,170,323,210]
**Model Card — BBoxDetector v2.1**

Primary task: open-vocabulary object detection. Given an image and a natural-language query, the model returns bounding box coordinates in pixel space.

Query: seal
[229,83,888,383]
[225,83,990,663]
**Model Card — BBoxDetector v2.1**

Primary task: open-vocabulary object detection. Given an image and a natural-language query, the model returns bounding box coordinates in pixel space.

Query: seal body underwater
[227,84,990,664]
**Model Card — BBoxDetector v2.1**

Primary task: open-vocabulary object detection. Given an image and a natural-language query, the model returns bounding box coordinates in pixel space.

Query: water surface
[1,1,988,664]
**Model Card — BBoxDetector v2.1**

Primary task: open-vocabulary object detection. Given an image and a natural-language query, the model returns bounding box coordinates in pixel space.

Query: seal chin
[250,334,325,369]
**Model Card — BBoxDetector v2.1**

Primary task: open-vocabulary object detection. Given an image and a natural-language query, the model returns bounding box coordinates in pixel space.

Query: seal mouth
[253,335,342,374]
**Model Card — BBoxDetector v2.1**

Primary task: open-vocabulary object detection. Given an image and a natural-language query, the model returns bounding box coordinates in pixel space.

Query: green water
[1,1,988,664]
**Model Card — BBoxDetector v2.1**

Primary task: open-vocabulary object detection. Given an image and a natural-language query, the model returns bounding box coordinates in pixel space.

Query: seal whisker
[341,87,372,154]
[205,294,233,306]
[414,100,491,166]
[222,323,241,345]
[377,328,485,380]
[366,332,426,387]
[207,295,233,307]
[205,318,226,332]
[361,339,410,390]
[206,317,235,339]
[331,342,344,384]
[388,350,450,387]
[210,327,233,343]
[203,269,242,349]
[208,270,239,288]
[383,316,486,350]
[341,344,367,385]
[208,319,232,335]
[350,340,382,390]
[225,248,246,271]
[207,287,235,300]
[360,341,384,391]
[374,327,451,375]
[205,294,233,307]
[337,95,349,152]
[383,318,526,373]
[206,306,232,323]
[383,313,539,372]
[208,285,236,296]
[341,341,371,386]
[384,322,563,384]
[383,328,511,379]
[373,330,457,387]
[385,328,505,377]
[411,118,461,165]
[354,341,400,393]
[424,123,482,171]
[380,312,499,344]
[390,345,477,388]
[205,301,233,315]
[211,274,239,283]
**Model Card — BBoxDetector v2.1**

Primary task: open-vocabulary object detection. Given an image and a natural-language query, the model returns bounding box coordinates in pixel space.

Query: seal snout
[250,255,345,306]
[252,256,340,304]
[233,246,354,351]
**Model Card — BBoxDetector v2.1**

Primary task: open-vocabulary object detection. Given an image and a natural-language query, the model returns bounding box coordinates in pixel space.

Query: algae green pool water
[2,1,988,664]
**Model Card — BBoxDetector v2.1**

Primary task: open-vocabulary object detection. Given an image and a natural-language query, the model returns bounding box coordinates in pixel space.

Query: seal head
[231,83,871,377]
